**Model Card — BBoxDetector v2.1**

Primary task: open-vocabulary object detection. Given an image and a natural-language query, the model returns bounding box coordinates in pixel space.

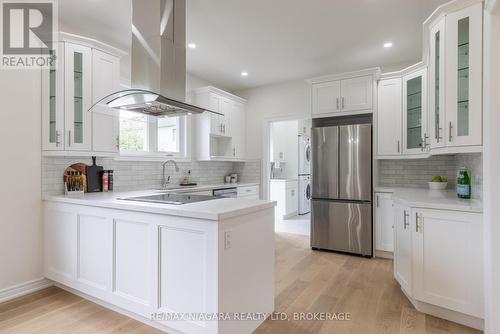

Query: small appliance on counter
[224,173,238,184]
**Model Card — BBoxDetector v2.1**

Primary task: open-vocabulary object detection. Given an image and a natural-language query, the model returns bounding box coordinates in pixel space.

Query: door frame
[261,114,306,201]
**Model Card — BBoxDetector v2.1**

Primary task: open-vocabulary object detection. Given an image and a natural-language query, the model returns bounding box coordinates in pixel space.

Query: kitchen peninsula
[43,191,275,334]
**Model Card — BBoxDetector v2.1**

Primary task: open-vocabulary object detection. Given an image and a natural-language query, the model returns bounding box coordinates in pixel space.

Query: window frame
[118,113,190,161]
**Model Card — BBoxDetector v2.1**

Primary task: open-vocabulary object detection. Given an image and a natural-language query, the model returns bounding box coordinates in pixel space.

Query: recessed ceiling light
[187,43,196,49]
[384,42,393,48]
[241,71,248,77]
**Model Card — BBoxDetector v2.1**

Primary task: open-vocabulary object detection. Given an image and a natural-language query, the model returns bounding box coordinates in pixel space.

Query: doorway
[263,117,311,236]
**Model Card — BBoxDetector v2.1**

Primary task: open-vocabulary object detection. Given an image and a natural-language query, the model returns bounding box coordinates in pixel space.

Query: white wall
[235,79,310,160]
[0,70,43,292]
[483,4,500,333]
[270,120,298,179]
[59,0,132,85]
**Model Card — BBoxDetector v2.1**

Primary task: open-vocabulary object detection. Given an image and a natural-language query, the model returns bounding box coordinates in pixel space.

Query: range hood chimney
[90,0,219,117]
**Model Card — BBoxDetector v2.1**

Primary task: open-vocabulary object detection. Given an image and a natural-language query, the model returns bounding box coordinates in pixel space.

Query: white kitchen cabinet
[192,86,247,161]
[230,101,246,159]
[377,78,402,156]
[309,70,377,117]
[270,180,298,219]
[393,203,412,296]
[64,43,92,151]
[44,207,77,285]
[42,33,124,155]
[340,76,373,112]
[76,213,113,297]
[444,3,483,148]
[41,43,65,151]
[43,199,274,334]
[412,208,483,318]
[92,49,121,153]
[237,185,260,200]
[311,80,341,115]
[113,218,155,316]
[429,19,446,149]
[403,68,428,155]
[427,1,483,152]
[375,192,394,252]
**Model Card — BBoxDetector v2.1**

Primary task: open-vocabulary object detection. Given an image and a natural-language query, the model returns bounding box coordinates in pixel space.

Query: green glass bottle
[456,167,471,199]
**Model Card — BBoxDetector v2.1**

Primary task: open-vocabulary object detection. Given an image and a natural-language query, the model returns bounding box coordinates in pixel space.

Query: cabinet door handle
[403,210,409,229]
[56,131,61,147]
[68,130,71,147]
[376,194,379,208]
[116,136,120,150]
[416,212,423,233]
[233,147,236,156]
[437,127,443,142]
[449,122,453,142]
[336,98,339,110]
[341,97,345,109]
[397,140,400,153]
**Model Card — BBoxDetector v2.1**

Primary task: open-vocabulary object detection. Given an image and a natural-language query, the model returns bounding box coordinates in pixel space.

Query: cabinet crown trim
[59,32,128,58]
[191,86,247,104]
[306,67,381,84]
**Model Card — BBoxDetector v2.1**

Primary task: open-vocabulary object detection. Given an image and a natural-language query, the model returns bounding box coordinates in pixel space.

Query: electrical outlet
[224,230,232,250]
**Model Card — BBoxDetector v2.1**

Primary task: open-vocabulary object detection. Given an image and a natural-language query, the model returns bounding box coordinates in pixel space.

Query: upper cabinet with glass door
[403,68,428,155]
[42,33,124,155]
[42,43,65,151]
[445,2,482,147]
[426,0,483,152]
[428,19,446,149]
[64,43,92,151]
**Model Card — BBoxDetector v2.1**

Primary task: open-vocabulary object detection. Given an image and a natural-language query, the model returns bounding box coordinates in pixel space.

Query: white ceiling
[186,0,448,91]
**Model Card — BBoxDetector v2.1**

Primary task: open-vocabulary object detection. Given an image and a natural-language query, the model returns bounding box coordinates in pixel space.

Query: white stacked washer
[298,135,311,215]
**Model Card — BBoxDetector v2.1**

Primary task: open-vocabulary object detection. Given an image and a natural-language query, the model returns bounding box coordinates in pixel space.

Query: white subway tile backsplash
[378,153,483,199]
[42,157,262,195]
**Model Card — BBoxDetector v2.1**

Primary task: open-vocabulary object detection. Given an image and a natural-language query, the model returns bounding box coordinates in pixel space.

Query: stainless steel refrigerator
[311,119,372,257]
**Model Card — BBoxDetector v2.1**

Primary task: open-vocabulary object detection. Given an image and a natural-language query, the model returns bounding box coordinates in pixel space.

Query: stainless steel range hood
[90,0,220,117]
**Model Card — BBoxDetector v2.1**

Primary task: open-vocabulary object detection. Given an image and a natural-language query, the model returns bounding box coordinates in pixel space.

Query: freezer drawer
[311,200,372,256]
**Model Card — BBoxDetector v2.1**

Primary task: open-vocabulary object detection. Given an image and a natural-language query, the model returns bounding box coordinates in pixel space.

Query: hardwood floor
[0,233,481,334]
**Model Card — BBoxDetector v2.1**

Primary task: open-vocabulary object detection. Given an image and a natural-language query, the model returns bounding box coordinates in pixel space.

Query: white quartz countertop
[374,186,483,213]
[44,186,275,221]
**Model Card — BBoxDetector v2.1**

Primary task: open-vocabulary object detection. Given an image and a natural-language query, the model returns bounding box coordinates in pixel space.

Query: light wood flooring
[0,233,481,334]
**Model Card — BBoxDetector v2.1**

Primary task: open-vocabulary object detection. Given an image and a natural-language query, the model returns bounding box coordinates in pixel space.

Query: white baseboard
[54,283,184,334]
[401,287,484,331]
[375,250,394,259]
[0,278,53,303]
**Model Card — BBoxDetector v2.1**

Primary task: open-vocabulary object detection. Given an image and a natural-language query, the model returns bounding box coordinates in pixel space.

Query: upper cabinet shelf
[308,68,379,118]
[190,86,247,161]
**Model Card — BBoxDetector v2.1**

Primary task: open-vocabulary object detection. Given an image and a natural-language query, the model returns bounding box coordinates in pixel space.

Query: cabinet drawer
[237,185,259,197]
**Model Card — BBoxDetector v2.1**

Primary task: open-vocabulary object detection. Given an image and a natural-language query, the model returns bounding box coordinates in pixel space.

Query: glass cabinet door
[428,19,445,149]
[403,68,427,154]
[42,43,64,150]
[445,3,482,147]
[64,43,92,151]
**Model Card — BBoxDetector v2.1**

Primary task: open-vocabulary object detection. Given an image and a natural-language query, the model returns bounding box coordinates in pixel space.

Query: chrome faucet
[161,159,180,189]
